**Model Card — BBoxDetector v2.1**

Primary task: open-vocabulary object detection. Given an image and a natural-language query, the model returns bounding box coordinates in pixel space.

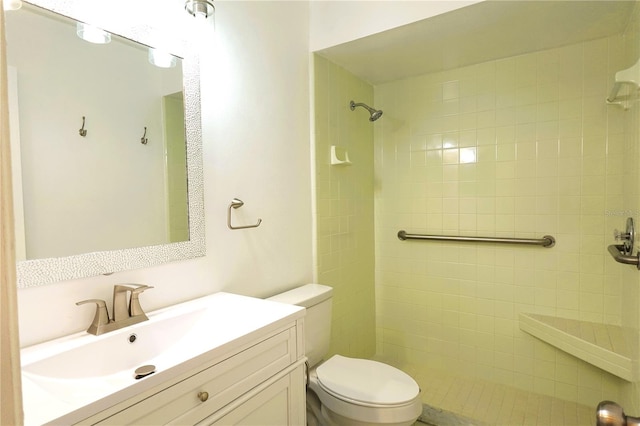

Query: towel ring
[227,198,262,230]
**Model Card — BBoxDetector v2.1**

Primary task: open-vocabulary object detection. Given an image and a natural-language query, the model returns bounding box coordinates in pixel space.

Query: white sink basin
[23,305,206,380]
[21,292,304,425]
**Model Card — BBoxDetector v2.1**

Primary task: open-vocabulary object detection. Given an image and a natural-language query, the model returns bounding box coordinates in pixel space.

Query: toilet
[268,284,422,426]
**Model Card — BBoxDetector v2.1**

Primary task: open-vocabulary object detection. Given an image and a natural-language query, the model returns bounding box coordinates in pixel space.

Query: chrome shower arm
[349,100,383,122]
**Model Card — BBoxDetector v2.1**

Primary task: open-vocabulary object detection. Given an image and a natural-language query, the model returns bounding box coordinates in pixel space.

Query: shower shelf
[607,59,640,109]
[331,145,351,166]
[519,313,637,382]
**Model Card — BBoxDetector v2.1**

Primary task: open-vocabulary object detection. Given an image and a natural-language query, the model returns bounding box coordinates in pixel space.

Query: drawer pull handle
[197,391,209,402]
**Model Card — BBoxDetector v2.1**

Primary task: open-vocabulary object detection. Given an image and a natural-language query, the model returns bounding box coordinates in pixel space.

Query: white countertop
[21,292,304,425]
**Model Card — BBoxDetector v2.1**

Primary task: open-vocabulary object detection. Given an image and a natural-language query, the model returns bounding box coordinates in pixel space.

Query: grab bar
[397,230,555,248]
[607,244,640,269]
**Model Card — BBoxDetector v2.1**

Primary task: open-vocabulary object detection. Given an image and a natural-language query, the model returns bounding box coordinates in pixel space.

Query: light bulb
[148,48,177,68]
[76,22,111,44]
[3,0,22,10]
[185,0,214,18]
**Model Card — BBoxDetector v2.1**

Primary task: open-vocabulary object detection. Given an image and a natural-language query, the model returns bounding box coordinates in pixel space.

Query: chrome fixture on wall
[608,217,640,269]
[185,0,214,18]
[397,230,555,248]
[597,401,640,426]
[349,100,383,122]
[227,198,262,230]
[614,217,635,255]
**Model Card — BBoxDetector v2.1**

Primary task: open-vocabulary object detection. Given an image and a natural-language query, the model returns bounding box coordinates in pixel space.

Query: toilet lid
[315,355,420,406]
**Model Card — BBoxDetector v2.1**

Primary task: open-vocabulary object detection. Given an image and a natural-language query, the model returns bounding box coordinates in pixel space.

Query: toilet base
[307,388,419,426]
[320,404,416,426]
[307,389,325,426]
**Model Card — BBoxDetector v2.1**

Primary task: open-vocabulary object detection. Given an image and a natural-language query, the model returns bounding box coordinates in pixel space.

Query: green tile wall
[373,32,638,408]
[313,54,376,359]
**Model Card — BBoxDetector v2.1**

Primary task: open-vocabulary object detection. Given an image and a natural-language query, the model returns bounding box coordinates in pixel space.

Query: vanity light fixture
[185,0,214,18]
[76,22,111,44]
[3,0,22,11]
[148,48,177,68]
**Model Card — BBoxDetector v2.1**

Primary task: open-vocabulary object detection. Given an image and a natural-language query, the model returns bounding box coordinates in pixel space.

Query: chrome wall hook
[79,116,87,137]
[227,198,262,230]
[140,127,148,145]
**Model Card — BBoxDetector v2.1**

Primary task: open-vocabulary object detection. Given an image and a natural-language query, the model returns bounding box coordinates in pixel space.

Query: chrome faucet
[76,284,154,335]
[112,284,153,321]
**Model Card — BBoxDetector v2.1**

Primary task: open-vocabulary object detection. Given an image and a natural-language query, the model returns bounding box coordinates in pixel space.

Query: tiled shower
[314,1,640,423]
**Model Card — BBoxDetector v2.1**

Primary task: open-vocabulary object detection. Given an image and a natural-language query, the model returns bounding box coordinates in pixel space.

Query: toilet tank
[267,284,332,367]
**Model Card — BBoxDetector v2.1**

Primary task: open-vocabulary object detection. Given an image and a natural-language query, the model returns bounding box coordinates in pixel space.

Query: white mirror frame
[15,0,205,288]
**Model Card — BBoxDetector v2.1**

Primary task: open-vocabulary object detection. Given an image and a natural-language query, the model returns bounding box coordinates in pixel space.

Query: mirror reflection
[6,4,188,261]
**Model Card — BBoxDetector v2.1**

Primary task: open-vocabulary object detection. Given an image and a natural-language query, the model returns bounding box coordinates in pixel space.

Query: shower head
[349,100,383,122]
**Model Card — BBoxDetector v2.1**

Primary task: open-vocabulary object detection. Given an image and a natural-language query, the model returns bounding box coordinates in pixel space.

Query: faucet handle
[114,283,153,293]
[112,283,155,321]
[131,284,154,293]
[76,299,110,335]
[129,285,153,318]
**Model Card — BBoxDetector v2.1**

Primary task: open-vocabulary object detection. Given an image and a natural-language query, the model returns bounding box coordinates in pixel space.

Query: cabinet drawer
[96,328,296,425]
[200,362,306,426]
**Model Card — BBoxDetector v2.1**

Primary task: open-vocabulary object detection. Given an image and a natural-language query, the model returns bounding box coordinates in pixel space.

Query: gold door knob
[197,391,209,402]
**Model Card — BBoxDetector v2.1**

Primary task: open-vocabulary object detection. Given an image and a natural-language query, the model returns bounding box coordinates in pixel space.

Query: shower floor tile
[375,358,593,426]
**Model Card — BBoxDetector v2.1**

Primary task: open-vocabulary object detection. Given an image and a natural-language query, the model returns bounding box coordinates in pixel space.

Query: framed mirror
[7,0,205,288]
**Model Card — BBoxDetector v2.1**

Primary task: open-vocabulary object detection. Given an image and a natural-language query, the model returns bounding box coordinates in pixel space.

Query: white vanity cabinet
[21,293,306,426]
[81,325,306,426]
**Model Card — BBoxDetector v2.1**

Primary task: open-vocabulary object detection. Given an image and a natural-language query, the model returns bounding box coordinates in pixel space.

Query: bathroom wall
[13,0,485,351]
[374,31,635,408]
[13,0,640,414]
[16,0,313,347]
[313,54,376,359]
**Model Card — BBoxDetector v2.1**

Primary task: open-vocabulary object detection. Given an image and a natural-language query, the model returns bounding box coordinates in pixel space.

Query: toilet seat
[308,355,422,425]
[315,355,420,406]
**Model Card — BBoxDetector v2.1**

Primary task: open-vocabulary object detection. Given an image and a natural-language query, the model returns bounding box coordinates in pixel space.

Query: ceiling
[316,1,636,85]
